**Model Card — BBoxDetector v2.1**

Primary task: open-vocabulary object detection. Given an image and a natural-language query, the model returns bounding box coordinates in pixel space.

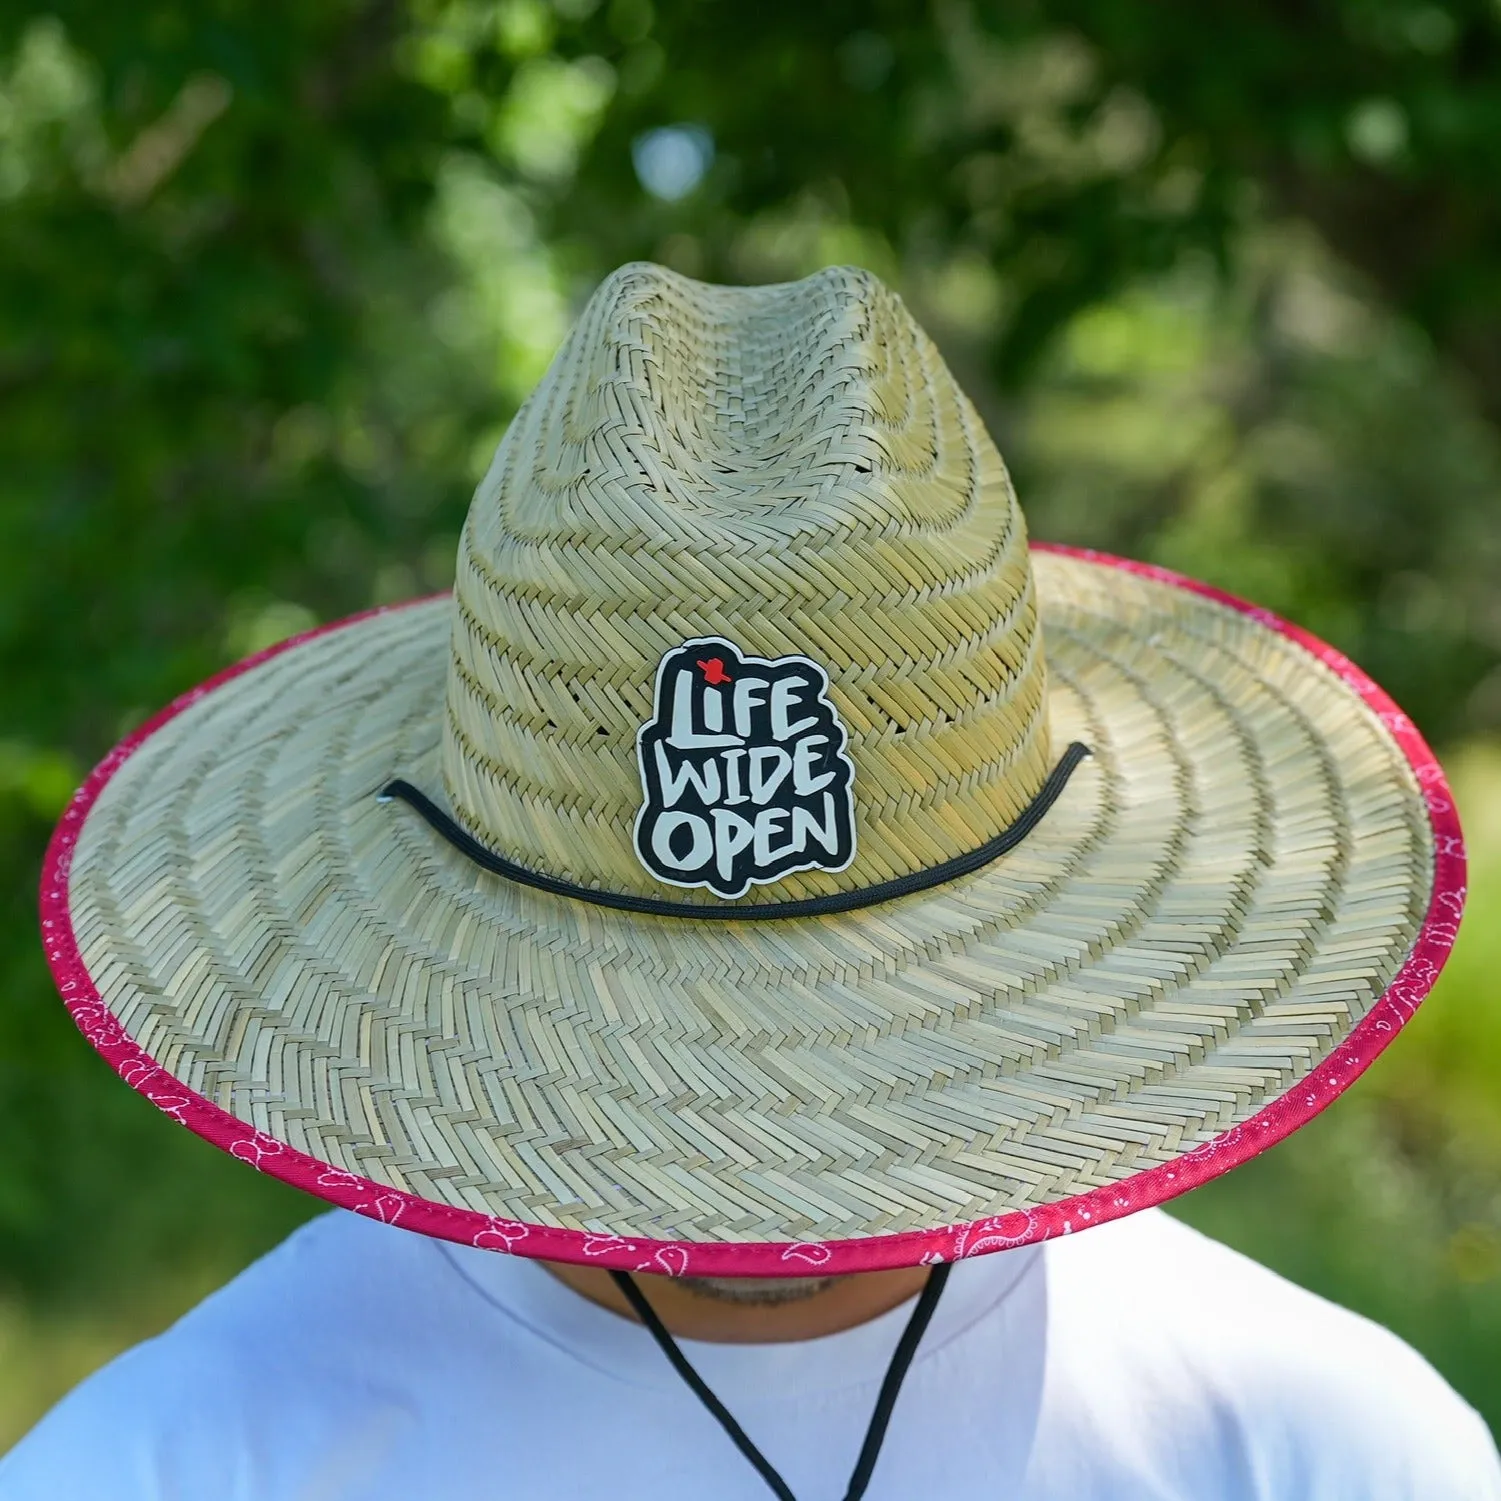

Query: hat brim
[41,546,1465,1275]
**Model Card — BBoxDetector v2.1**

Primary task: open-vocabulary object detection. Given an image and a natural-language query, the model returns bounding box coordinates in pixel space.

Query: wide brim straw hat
[43,264,1465,1277]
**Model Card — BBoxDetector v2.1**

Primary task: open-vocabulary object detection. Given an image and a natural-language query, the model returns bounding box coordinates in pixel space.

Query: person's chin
[676,1276,840,1306]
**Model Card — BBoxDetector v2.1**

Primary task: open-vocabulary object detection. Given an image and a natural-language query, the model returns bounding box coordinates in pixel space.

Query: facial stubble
[675,1275,840,1306]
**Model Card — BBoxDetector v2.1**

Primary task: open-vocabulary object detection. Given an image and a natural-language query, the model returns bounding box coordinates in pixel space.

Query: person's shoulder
[110,1207,446,1377]
[0,1212,446,1500]
[1042,1209,1501,1498]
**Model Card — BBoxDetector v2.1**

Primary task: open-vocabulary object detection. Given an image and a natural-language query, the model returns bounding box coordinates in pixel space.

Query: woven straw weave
[66,547,1431,1242]
[443,264,1049,901]
[60,263,1437,1247]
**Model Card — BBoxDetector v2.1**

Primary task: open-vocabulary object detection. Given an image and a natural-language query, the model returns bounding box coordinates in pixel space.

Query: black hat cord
[609,1263,951,1501]
[380,742,1089,921]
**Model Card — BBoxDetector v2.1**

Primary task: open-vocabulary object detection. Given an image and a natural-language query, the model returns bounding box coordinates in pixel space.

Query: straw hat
[42,263,1465,1276]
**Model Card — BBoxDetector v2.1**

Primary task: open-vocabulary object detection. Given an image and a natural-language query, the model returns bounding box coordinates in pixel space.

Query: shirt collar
[435,1236,1042,1401]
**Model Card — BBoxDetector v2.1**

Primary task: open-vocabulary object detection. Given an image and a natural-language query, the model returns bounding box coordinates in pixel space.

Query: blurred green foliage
[2,0,1500,1452]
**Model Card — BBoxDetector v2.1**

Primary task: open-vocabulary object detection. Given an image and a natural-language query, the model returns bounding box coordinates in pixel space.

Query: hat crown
[442,262,1049,902]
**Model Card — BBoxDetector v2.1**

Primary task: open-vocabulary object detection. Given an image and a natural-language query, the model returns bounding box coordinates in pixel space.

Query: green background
[3,0,1501,1450]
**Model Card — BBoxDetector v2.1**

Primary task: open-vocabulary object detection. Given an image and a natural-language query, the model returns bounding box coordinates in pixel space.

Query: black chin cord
[609,1263,951,1501]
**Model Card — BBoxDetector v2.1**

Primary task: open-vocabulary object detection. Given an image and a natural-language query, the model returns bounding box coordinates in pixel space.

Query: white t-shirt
[2,1207,1496,1500]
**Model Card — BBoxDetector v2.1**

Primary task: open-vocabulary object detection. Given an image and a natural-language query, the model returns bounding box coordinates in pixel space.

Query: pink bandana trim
[38,548,1468,1276]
